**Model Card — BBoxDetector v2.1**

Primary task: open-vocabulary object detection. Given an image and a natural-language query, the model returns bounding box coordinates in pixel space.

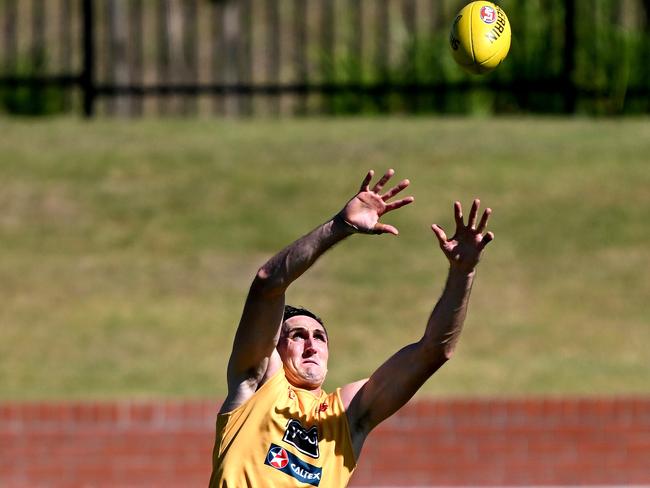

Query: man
[210,169,493,487]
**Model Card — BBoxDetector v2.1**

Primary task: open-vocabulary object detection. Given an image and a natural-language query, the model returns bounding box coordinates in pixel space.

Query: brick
[127,402,157,425]
[69,402,102,424]
[0,403,18,424]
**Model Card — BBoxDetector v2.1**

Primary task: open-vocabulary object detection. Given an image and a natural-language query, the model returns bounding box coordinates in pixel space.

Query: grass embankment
[0,117,648,400]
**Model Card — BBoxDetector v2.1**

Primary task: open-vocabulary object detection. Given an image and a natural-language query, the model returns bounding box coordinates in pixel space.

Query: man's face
[277,315,329,391]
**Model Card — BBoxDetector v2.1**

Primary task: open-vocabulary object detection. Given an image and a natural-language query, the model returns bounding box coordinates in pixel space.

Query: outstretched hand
[432,199,494,272]
[338,169,414,235]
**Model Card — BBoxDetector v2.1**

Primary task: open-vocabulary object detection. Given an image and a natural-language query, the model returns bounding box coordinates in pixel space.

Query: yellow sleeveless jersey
[209,370,357,487]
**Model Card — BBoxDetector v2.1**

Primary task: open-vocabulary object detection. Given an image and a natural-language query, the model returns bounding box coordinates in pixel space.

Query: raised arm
[220,170,414,413]
[343,199,493,457]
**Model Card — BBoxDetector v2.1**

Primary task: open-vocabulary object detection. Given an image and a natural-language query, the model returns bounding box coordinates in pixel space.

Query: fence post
[294,0,307,114]
[107,0,130,116]
[32,0,46,72]
[562,0,576,113]
[351,0,364,81]
[182,0,198,115]
[62,0,73,110]
[82,0,96,117]
[157,0,170,115]
[636,0,650,112]
[129,0,143,116]
[240,0,253,116]
[320,0,334,114]
[266,0,280,116]
[223,1,241,116]
[375,0,390,112]
[3,0,18,73]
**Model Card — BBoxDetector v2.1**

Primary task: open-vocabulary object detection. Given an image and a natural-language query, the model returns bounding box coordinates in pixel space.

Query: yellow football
[449,1,511,75]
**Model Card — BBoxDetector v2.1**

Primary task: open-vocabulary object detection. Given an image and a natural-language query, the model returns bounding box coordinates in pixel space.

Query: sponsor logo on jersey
[283,418,320,458]
[264,443,323,486]
[266,445,289,469]
[480,6,497,24]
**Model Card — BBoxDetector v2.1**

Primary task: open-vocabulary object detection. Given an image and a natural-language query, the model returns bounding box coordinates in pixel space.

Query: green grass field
[0,117,648,400]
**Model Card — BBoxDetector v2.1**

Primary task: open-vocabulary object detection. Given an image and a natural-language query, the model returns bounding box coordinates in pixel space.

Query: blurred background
[1,0,649,486]
[1,0,650,117]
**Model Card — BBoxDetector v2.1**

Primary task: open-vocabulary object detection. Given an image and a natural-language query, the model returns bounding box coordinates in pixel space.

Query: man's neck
[287,378,323,398]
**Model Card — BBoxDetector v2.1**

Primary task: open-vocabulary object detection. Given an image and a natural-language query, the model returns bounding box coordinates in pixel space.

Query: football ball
[449,1,511,75]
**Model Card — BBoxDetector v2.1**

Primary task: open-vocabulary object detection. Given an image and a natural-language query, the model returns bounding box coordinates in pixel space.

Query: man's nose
[303,337,316,354]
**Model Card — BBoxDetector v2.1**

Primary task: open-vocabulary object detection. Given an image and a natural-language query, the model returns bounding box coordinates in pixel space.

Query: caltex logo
[480,6,497,24]
[264,443,323,486]
[267,446,289,469]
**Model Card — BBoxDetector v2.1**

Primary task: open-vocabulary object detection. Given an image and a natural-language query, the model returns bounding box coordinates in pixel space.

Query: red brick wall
[350,398,650,486]
[1,398,649,487]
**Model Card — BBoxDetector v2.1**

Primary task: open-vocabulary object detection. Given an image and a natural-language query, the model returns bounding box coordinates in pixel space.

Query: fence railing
[1,0,649,117]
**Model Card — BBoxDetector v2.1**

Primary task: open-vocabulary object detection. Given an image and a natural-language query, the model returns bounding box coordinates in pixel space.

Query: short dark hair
[282,305,327,338]
[283,305,323,325]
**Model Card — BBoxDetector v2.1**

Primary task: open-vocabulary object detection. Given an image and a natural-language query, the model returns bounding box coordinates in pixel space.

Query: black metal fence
[1,0,649,117]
